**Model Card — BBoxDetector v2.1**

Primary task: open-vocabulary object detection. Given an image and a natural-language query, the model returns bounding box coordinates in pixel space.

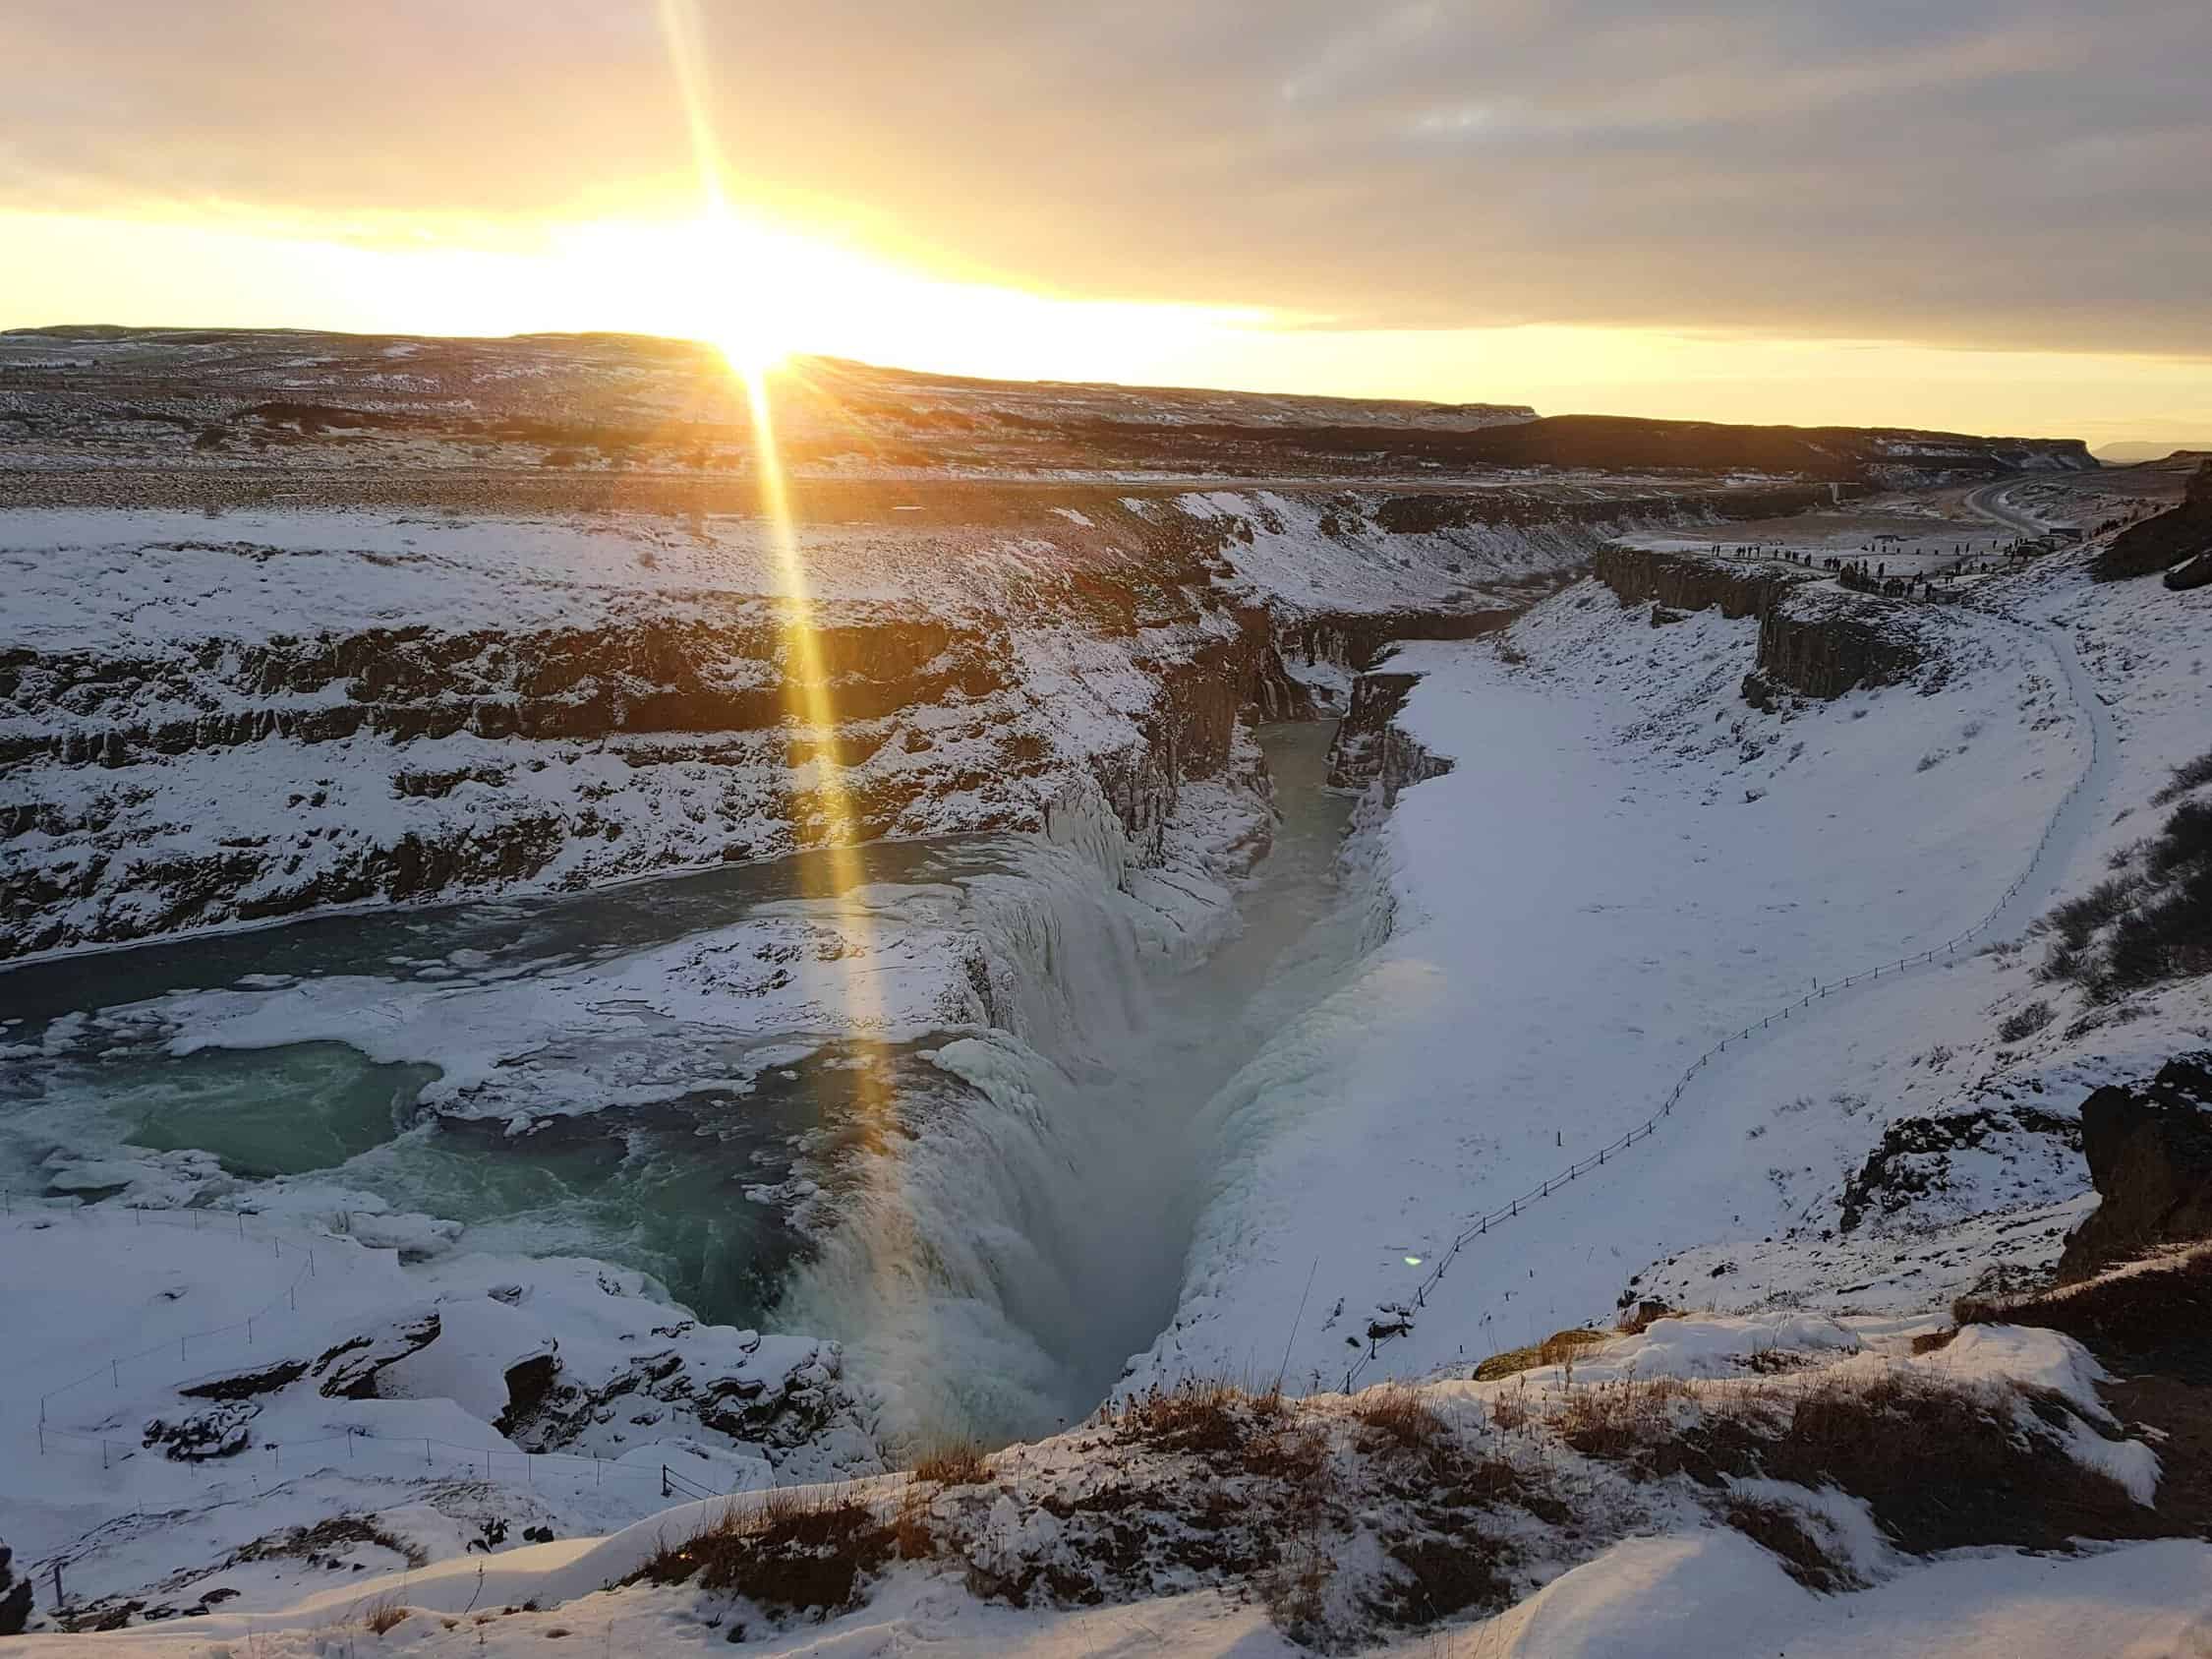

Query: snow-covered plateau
[3,334,2209,1652]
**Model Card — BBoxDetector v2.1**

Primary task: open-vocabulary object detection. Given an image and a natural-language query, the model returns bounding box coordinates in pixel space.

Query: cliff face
[3,484,1663,959]
[1591,546,1802,620]
[1593,547,1923,699]
[1326,671,1452,800]
[1755,589,1925,699]
[2095,460,2212,583]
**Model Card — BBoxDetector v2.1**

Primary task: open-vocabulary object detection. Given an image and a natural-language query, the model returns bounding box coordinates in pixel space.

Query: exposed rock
[178,1358,310,1401]
[1593,545,1803,619]
[1327,671,1452,800]
[1838,1105,2079,1233]
[1595,546,1926,699]
[2095,460,2212,581]
[0,1539,32,1636]
[2060,1054,2212,1278]
[143,1400,260,1460]
[494,1335,852,1455]
[1756,587,1925,699]
[311,1311,442,1399]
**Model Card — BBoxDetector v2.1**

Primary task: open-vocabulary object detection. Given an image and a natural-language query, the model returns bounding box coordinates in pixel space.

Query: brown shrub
[1764,1373,2141,1553]
[1375,1532,1513,1626]
[360,1593,409,1635]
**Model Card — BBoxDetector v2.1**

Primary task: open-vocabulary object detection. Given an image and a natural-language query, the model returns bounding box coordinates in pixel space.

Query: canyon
[7,330,2208,1653]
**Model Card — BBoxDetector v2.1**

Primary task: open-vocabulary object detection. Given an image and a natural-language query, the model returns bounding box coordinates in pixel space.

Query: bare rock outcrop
[2094,460,2212,582]
[2059,1054,2212,1278]
[1755,587,1925,699]
[1593,547,1924,699]
[1327,671,1452,800]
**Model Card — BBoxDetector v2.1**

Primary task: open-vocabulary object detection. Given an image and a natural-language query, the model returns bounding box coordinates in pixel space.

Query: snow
[1463,1531,2212,1659]
[1135,576,2085,1391]
[7,468,2210,1646]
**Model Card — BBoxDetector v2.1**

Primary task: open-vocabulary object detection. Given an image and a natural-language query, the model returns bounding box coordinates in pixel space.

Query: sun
[687,215,792,379]
[713,321,787,379]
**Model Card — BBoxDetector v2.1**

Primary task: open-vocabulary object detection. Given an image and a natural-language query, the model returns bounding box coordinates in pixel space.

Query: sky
[6,0,2209,448]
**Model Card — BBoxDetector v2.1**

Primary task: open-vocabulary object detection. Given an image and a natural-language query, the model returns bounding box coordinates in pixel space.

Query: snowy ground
[8,472,2210,1648]
[10,1304,2206,1654]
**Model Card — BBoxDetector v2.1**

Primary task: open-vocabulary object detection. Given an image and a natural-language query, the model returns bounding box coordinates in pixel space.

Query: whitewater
[0,722,1372,1450]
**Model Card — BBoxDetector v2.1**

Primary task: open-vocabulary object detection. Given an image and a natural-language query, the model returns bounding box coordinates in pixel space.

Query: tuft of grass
[1108,1377,1255,1456]
[907,1439,989,1488]
[1958,1243,2212,1364]
[1474,1327,1607,1380]
[360,1593,409,1635]
[1996,1000,2055,1043]
[1548,1375,1696,1458]
[1352,1383,1446,1452]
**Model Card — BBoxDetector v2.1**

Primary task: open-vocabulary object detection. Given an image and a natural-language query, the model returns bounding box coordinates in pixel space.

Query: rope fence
[5,1201,333,1424]
[1343,586,2101,1391]
[29,1418,731,1500]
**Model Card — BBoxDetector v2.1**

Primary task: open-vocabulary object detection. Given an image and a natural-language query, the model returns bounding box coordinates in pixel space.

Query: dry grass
[359,1592,409,1636]
[1721,1499,1850,1592]
[1548,1375,1695,1458]
[1106,1377,1270,1456]
[627,1486,898,1615]
[906,1439,990,1487]
[1618,1300,1681,1335]
[1956,1243,2212,1373]
[1473,1327,1607,1381]
[1352,1383,1446,1451]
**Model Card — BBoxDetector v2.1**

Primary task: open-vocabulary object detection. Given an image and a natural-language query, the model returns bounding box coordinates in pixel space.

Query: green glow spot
[1403,1256,1424,1267]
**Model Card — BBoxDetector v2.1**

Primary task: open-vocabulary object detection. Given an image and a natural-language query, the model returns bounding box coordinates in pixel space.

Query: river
[0,722,1366,1445]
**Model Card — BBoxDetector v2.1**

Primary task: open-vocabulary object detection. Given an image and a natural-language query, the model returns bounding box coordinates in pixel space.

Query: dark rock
[178,1358,309,1401]
[1756,590,1923,699]
[1593,546,1799,620]
[0,1540,32,1636]
[1328,671,1452,799]
[494,1352,562,1438]
[144,1401,259,1460]
[1838,1106,2079,1233]
[313,1311,441,1399]
[2095,461,2212,581]
[2059,1054,2212,1278]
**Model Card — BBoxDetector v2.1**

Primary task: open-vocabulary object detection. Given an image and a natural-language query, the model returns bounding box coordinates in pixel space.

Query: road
[1965,478,2049,537]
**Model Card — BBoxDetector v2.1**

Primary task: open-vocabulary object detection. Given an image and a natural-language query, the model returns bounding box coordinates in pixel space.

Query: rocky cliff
[2094,460,2212,583]
[2059,1054,2212,1278]
[1326,671,1452,800]
[4,484,1697,958]
[1594,547,1925,699]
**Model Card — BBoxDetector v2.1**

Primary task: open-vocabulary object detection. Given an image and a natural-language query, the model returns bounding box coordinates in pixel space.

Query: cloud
[5,0,2206,353]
